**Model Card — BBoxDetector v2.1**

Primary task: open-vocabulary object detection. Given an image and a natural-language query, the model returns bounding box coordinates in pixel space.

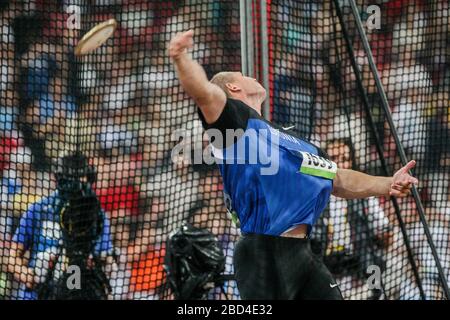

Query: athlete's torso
[199,98,337,236]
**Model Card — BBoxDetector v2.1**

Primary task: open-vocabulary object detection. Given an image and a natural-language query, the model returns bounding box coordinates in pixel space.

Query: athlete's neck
[239,96,263,115]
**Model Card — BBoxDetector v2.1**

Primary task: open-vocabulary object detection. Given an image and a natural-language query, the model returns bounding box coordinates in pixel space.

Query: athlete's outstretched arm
[168,29,226,124]
[332,160,418,199]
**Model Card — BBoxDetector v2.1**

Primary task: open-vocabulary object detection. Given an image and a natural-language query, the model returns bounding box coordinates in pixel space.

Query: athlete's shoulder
[199,98,258,138]
[266,122,330,159]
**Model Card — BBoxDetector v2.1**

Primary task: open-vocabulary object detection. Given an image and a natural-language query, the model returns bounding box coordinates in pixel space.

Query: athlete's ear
[225,82,241,93]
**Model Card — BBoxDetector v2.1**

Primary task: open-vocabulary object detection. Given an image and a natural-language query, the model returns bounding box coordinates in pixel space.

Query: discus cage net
[0,0,448,300]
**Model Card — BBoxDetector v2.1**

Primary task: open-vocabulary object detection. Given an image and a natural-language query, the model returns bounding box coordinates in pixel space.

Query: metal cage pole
[260,0,271,120]
[346,0,450,299]
[240,0,270,120]
[331,0,425,299]
[239,0,248,76]
[240,0,254,78]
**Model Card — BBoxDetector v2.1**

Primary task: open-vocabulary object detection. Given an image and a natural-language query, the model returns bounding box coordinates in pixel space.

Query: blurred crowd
[0,0,241,300]
[0,0,449,300]
[271,0,449,299]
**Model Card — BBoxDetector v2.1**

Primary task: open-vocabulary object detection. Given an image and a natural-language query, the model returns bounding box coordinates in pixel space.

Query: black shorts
[234,233,343,300]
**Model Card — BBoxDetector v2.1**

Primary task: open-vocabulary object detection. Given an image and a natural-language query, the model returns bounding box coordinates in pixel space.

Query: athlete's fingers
[389,189,409,197]
[184,29,194,40]
[401,175,419,185]
[168,30,195,58]
[187,37,194,49]
[393,181,412,190]
[397,176,418,188]
[393,173,418,187]
[390,183,413,198]
[179,29,194,48]
[400,160,416,173]
[392,181,412,189]
[390,183,413,197]
[393,161,419,190]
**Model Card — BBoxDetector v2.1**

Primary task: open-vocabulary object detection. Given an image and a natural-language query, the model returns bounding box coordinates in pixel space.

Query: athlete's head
[210,71,266,111]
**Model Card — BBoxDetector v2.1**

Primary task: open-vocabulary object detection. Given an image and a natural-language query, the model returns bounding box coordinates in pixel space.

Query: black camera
[55,152,102,253]
[37,152,110,300]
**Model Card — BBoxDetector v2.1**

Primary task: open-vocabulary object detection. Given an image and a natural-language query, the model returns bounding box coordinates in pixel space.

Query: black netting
[0,0,240,300]
[268,0,449,300]
[0,0,449,300]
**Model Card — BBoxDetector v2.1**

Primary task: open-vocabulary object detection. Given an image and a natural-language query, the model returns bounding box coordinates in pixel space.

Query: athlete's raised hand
[168,29,194,60]
[168,29,226,124]
[390,160,419,198]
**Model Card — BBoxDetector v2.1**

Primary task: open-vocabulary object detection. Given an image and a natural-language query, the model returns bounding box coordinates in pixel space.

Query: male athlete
[168,30,418,300]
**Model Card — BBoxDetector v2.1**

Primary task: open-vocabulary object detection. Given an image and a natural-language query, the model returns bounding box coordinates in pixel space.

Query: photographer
[7,152,114,300]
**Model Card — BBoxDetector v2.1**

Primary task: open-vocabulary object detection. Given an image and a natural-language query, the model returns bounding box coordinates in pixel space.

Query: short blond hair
[210,72,237,97]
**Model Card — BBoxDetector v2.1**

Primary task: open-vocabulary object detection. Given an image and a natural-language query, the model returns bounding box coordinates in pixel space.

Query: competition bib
[299,151,337,180]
